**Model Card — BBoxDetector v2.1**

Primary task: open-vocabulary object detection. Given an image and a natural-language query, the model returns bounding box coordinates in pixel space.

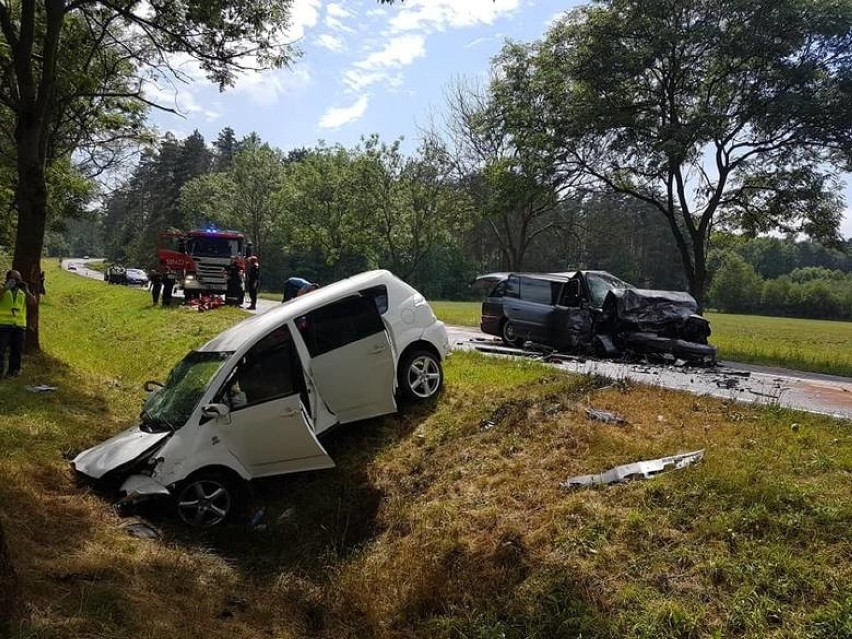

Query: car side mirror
[201,403,231,420]
[144,380,164,392]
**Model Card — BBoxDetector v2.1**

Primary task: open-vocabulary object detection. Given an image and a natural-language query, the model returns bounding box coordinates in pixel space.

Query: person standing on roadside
[149,267,163,305]
[0,270,35,377]
[161,268,175,307]
[224,257,244,307]
[245,256,260,310]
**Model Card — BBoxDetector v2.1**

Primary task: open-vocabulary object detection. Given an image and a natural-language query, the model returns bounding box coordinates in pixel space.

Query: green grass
[1,263,850,638]
[428,301,852,376]
[704,312,852,376]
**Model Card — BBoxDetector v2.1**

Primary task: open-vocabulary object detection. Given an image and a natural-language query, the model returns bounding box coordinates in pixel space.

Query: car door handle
[370,345,387,354]
[280,409,299,418]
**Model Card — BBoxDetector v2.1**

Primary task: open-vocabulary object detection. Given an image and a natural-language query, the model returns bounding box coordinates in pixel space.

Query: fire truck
[157,229,252,299]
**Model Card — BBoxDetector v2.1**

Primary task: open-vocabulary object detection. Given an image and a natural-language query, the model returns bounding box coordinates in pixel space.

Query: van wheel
[399,350,443,402]
[175,472,239,528]
[501,320,522,346]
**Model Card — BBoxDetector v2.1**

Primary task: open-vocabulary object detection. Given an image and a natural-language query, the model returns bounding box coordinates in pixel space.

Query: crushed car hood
[606,288,698,325]
[72,425,170,479]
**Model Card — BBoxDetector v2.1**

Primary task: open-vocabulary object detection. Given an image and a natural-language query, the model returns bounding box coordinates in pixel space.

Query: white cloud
[315,33,345,52]
[233,65,313,106]
[465,36,492,49]
[355,35,426,70]
[340,35,426,91]
[324,1,354,32]
[287,0,322,41]
[388,0,520,34]
[326,3,352,19]
[319,94,369,129]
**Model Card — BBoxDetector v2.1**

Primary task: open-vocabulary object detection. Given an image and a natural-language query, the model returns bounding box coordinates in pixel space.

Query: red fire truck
[157,228,252,299]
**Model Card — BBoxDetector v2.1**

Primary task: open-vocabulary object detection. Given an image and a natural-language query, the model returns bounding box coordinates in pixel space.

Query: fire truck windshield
[187,236,241,258]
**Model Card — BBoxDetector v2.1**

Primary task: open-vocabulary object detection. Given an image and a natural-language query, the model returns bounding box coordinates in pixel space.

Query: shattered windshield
[142,351,231,431]
[585,272,633,307]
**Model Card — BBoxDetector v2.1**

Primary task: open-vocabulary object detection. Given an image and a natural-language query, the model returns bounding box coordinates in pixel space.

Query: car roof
[475,271,580,284]
[198,270,410,353]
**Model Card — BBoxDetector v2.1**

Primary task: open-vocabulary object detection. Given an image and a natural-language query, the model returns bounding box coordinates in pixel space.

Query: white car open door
[213,325,334,477]
[296,295,397,424]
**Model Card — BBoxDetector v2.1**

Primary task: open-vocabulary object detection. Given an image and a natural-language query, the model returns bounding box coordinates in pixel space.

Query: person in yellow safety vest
[0,270,35,377]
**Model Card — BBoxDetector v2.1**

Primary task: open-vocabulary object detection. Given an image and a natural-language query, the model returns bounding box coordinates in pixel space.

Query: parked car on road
[72,270,450,527]
[478,271,715,364]
[125,268,149,286]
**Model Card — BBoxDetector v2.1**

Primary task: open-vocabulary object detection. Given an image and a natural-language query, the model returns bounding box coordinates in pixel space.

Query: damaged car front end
[478,271,716,364]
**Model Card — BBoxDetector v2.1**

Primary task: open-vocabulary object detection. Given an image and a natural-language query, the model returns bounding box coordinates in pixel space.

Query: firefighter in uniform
[0,270,34,377]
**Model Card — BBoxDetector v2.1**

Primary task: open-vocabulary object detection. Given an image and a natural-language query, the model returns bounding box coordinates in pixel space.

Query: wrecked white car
[72,270,449,527]
[478,271,716,364]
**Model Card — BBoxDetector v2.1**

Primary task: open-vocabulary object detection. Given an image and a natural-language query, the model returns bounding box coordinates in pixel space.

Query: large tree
[180,135,284,259]
[0,0,295,348]
[436,79,566,271]
[493,0,852,306]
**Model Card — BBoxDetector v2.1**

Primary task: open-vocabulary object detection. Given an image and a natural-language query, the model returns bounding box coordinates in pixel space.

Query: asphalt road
[63,259,851,419]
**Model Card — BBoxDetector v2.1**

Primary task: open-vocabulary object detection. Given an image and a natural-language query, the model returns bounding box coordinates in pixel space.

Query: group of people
[0,270,36,377]
[145,256,321,311]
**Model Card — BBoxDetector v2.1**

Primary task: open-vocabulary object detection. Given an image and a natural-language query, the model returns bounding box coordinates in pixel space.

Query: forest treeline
[49,128,851,319]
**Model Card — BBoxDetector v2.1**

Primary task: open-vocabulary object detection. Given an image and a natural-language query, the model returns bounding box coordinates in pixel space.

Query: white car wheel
[399,350,443,402]
[176,474,235,527]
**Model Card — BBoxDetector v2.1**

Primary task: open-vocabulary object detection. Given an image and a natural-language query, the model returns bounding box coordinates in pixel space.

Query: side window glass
[359,285,389,314]
[559,279,583,307]
[223,325,298,410]
[490,281,507,298]
[520,278,554,305]
[298,296,385,358]
[504,276,520,299]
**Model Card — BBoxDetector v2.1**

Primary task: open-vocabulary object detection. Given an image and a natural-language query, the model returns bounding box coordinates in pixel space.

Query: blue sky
[146,0,852,238]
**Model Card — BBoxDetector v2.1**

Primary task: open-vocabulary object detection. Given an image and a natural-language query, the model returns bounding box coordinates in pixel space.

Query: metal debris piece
[585,408,628,426]
[120,519,162,540]
[561,449,705,489]
[25,384,57,393]
[715,377,740,389]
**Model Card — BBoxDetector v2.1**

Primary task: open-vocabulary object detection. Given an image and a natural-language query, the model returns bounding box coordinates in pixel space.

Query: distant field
[429,301,852,377]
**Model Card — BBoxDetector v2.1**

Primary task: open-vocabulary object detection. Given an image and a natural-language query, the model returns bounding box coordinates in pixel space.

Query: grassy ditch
[429,301,852,377]
[0,263,850,638]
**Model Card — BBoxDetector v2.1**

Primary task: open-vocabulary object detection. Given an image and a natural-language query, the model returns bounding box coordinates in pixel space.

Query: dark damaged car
[478,271,716,364]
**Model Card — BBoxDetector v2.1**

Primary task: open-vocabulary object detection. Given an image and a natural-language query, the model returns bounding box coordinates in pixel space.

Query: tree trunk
[12,121,48,352]
[0,518,22,630]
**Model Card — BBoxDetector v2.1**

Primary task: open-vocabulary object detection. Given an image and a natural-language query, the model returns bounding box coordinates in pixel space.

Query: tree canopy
[492,0,852,306]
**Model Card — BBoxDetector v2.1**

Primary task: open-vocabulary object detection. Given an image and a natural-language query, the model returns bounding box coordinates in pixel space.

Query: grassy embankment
[430,301,852,377]
[0,261,849,638]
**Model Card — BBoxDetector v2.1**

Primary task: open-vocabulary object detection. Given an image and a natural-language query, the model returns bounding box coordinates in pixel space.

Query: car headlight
[185,274,195,281]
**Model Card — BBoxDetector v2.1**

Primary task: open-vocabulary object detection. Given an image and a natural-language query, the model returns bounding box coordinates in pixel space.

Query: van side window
[298,295,385,357]
[504,276,520,298]
[519,277,554,305]
[226,327,298,409]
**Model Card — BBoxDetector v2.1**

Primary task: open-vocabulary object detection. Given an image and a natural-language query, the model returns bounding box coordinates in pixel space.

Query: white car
[72,270,450,526]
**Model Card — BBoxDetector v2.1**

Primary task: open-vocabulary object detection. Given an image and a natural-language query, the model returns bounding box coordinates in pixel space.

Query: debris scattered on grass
[561,449,705,489]
[25,384,57,393]
[120,519,162,540]
[585,408,628,426]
